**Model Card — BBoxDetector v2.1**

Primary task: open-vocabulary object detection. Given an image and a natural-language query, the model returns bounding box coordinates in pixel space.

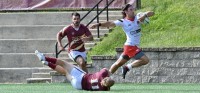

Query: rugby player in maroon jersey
[35,50,115,91]
[57,12,93,73]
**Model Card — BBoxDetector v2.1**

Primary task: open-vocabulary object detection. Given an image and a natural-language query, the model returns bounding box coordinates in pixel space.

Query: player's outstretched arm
[89,21,116,29]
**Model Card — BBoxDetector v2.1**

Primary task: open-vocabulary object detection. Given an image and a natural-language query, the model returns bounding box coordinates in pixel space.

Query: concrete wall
[90,47,200,83]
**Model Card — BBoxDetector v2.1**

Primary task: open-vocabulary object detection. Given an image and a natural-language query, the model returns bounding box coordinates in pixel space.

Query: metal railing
[55,0,116,58]
[55,0,141,58]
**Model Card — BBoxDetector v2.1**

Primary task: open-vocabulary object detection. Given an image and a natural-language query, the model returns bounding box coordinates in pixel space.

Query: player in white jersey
[90,3,154,79]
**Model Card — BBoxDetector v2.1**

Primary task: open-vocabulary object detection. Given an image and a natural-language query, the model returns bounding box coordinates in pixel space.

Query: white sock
[127,64,132,70]
[42,61,48,65]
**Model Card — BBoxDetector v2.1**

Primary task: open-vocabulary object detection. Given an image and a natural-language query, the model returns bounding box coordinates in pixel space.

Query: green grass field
[1,83,200,93]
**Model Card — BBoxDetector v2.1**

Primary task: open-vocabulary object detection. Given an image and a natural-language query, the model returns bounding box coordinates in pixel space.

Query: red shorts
[122,45,141,58]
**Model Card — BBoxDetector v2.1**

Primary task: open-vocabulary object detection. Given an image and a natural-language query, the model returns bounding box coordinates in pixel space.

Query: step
[0,39,96,53]
[26,78,51,83]
[0,25,62,39]
[0,53,50,68]
[0,11,121,25]
[99,15,122,20]
[32,73,51,78]
[0,25,109,39]
[0,12,89,25]
[0,67,51,83]
[0,39,56,53]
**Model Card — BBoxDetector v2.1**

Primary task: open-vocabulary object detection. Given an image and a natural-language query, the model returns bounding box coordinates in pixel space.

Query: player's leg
[35,50,75,81]
[109,54,129,74]
[75,56,88,73]
[68,51,88,73]
[46,57,82,82]
[39,52,86,84]
[62,62,86,90]
[122,51,149,79]
[35,50,65,67]
[109,45,134,75]
[130,54,149,67]
[45,56,66,67]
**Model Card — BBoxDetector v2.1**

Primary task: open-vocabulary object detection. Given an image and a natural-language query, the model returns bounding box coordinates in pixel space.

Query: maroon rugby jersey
[81,68,110,91]
[62,24,92,52]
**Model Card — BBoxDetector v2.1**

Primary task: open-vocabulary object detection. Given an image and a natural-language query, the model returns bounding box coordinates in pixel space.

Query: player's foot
[35,50,48,65]
[35,50,46,61]
[122,66,129,79]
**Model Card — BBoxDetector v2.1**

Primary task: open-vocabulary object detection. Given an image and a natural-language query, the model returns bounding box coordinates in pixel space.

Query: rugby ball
[137,12,150,24]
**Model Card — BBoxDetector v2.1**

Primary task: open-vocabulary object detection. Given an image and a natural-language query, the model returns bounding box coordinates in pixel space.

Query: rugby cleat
[35,50,48,65]
[35,50,46,61]
[122,66,129,79]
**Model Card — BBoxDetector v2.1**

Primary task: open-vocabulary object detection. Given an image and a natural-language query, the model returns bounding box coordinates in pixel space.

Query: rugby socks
[44,57,57,70]
[45,57,57,64]
[48,62,56,70]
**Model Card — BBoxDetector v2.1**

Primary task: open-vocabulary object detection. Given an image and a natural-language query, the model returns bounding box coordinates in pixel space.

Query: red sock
[45,57,57,64]
[48,62,57,70]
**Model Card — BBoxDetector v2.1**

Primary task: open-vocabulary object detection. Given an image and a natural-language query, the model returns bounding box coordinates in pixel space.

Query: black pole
[86,0,115,27]
[106,0,109,22]
[55,42,58,58]
[136,0,141,9]
[124,0,127,5]
[97,4,100,38]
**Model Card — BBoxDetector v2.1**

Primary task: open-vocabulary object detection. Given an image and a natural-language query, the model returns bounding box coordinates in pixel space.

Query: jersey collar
[125,16,135,21]
[71,24,80,31]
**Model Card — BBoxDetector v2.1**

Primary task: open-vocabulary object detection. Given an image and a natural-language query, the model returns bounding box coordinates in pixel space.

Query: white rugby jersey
[114,14,141,46]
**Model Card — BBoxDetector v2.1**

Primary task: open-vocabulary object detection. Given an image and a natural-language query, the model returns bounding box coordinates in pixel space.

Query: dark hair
[71,12,80,18]
[121,4,132,18]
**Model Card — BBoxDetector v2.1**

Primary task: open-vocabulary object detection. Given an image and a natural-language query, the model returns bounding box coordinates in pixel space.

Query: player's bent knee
[143,60,149,65]
[142,58,149,65]
[79,61,86,66]
[122,55,130,60]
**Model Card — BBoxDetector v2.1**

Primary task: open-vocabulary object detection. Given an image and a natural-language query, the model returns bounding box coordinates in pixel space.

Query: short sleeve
[62,26,70,36]
[113,19,124,27]
[80,24,92,36]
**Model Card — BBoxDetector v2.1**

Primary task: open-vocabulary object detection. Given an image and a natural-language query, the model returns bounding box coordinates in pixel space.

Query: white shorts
[68,50,87,62]
[70,67,86,90]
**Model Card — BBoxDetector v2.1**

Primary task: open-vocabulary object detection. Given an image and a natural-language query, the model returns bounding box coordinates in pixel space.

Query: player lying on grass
[35,50,115,91]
